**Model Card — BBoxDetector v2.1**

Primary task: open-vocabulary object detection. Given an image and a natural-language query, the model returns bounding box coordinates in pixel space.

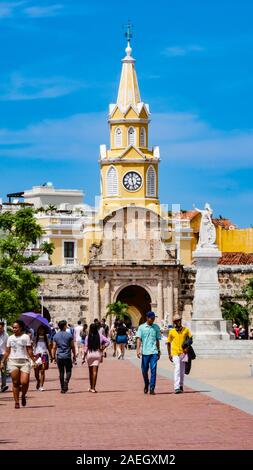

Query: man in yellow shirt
[167,314,193,394]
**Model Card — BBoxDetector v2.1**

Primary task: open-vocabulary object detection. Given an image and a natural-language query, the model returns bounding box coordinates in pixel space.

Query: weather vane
[124,20,133,42]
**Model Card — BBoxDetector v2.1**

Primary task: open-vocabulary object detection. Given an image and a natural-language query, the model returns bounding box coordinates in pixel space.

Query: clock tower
[99,31,160,217]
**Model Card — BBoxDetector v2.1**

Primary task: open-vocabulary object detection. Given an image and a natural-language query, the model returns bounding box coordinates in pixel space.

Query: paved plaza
[1,349,253,450]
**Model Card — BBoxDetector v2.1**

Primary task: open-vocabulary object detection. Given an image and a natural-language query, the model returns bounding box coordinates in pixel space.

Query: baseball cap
[146,311,156,318]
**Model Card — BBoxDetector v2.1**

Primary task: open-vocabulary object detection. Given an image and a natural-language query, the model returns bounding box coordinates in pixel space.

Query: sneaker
[144,386,149,394]
[180,386,184,392]
[175,389,182,394]
[39,387,44,391]
[117,354,122,360]
[1,385,8,393]
[150,389,155,395]
[60,389,66,394]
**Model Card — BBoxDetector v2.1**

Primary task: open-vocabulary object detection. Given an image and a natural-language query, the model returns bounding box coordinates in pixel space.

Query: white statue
[194,203,216,247]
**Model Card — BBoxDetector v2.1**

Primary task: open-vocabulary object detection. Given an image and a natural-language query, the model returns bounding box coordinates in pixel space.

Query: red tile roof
[219,252,253,265]
[213,218,237,230]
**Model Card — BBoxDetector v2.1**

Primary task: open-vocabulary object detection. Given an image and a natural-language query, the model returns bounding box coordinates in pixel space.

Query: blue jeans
[141,354,158,390]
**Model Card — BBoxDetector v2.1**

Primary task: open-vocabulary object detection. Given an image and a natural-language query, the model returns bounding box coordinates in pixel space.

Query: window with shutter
[128,127,135,146]
[140,127,146,147]
[107,166,118,196]
[146,166,156,197]
[115,127,122,147]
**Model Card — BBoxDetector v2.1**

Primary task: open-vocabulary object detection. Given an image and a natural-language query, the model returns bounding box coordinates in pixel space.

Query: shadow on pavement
[27,405,56,409]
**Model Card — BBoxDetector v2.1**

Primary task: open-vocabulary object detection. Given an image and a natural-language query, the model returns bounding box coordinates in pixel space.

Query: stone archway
[116,285,151,327]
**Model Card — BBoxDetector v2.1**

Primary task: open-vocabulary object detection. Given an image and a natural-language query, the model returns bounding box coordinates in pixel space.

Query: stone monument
[191,203,229,341]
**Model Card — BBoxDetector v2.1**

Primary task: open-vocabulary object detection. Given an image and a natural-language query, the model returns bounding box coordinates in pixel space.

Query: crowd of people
[0,313,252,409]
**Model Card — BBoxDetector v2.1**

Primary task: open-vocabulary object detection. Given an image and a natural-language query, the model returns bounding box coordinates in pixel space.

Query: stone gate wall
[180,265,253,322]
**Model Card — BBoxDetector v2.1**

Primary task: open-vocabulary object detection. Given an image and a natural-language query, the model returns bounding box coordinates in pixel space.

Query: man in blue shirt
[136,311,161,395]
[52,320,76,393]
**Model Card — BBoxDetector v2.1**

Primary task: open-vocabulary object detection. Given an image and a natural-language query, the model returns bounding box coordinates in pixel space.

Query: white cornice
[108,118,150,124]
[99,158,159,165]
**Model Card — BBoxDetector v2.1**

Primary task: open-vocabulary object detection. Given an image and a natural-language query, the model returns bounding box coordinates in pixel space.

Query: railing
[60,218,79,225]
[64,257,76,265]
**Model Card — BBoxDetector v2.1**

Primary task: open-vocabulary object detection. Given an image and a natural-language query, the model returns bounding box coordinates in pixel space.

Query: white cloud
[163,45,205,57]
[0,2,64,19]
[0,1,27,18]
[24,4,63,18]
[0,111,252,170]
[0,113,107,160]
[0,73,87,101]
[151,112,253,168]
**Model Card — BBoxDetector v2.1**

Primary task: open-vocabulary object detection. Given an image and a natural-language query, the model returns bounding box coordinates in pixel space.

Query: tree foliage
[0,207,54,322]
[222,277,253,327]
[106,301,131,322]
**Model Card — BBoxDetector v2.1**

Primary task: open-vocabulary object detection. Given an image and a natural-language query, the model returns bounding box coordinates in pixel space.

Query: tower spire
[117,21,141,109]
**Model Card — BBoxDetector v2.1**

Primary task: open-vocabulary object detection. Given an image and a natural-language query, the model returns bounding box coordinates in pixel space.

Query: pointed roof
[116,40,141,111]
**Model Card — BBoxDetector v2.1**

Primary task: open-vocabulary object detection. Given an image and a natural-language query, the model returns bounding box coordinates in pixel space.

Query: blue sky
[0,0,252,227]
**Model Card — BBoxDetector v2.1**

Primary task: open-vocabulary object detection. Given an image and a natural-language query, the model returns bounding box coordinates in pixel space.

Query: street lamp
[39,291,44,317]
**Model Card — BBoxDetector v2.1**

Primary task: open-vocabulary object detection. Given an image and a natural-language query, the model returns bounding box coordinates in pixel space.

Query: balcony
[64,257,77,266]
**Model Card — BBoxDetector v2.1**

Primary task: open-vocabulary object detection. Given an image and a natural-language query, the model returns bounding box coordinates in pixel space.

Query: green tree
[222,300,249,325]
[222,277,253,329]
[106,301,131,323]
[0,207,54,322]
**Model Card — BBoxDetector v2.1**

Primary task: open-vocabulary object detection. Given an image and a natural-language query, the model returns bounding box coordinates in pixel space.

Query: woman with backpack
[83,323,110,393]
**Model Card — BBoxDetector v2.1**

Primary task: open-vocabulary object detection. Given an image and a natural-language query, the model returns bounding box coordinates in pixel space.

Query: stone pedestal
[191,246,229,342]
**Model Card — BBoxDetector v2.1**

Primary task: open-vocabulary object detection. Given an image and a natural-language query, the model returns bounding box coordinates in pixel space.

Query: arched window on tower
[140,127,146,147]
[115,127,122,147]
[128,127,135,146]
[146,165,156,197]
[107,166,118,196]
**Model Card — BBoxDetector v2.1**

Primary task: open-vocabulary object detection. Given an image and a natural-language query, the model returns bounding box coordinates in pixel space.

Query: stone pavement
[0,351,253,450]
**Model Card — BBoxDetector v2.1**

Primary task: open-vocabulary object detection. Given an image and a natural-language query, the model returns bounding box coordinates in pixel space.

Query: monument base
[191,318,230,341]
[191,340,253,357]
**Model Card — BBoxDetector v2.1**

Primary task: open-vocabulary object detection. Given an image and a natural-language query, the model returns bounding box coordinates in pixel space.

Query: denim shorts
[116,335,127,344]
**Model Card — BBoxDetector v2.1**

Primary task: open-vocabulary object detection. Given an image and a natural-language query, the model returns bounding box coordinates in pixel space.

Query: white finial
[125,40,132,57]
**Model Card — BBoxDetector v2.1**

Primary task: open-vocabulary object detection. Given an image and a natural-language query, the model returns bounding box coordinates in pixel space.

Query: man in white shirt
[74,321,83,358]
[0,321,9,392]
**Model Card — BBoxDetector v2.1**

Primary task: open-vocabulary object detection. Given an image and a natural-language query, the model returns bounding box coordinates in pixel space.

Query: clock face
[123,171,142,191]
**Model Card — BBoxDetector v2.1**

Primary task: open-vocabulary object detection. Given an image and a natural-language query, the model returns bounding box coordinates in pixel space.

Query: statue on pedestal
[194,203,216,248]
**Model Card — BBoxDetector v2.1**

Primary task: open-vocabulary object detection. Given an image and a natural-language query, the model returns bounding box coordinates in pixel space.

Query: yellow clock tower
[99,33,161,217]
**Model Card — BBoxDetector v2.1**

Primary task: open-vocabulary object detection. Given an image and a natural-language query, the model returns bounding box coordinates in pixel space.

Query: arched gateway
[116,285,151,327]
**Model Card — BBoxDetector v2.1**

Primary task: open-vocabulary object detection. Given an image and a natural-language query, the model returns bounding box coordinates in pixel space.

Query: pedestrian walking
[0,320,36,408]
[116,320,128,359]
[34,325,53,391]
[99,318,109,357]
[167,314,193,394]
[52,320,76,393]
[110,320,118,357]
[74,320,83,358]
[83,323,110,393]
[0,321,9,393]
[136,311,161,395]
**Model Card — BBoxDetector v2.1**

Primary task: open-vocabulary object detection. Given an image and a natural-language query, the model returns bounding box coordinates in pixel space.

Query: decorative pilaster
[157,279,163,324]
[93,277,100,321]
